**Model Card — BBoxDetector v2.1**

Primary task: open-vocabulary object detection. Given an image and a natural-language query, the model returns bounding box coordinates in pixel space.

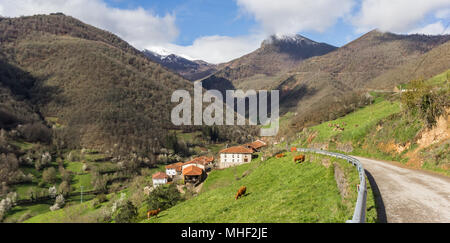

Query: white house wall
[219,153,252,168]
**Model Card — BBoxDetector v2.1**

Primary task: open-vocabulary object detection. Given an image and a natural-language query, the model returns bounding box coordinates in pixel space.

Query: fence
[296,148,367,223]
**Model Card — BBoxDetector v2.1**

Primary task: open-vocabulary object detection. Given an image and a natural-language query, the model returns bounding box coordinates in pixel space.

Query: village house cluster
[152,156,214,187]
[151,140,267,187]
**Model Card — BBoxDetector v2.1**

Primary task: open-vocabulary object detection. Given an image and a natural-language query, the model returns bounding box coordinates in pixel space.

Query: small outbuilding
[182,165,205,185]
[152,172,168,187]
[165,162,184,177]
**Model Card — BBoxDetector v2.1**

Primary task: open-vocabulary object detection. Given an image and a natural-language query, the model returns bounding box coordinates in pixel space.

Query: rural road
[354,156,450,223]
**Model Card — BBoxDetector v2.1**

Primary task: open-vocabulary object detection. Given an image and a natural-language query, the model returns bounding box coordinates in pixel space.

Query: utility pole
[80,186,84,203]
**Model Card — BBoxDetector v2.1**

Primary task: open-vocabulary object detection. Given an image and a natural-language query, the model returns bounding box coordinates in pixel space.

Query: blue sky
[103,0,359,47]
[1,0,449,63]
[105,0,259,46]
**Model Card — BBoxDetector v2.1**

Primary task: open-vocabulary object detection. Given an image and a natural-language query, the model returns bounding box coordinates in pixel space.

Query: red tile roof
[152,172,168,180]
[193,156,214,165]
[220,146,254,154]
[183,156,214,167]
[165,162,184,170]
[182,166,204,176]
[245,140,267,150]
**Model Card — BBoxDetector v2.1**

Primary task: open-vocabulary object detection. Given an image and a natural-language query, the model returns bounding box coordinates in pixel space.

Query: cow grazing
[276,153,285,158]
[235,186,247,200]
[294,155,306,164]
[147,208,161,219]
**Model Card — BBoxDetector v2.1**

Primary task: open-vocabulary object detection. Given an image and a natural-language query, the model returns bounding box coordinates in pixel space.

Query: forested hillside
[274,31,450,136]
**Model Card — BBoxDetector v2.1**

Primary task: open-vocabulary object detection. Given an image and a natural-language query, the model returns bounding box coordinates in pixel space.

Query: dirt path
[354,156,450,223]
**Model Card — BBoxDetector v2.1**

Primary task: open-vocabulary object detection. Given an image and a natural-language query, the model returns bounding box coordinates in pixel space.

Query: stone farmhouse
[219,140,267,168]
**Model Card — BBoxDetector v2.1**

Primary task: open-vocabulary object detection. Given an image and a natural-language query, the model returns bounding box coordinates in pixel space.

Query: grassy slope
[295,70,450,176]
[309,98,401,143]
[143,152,376,223]
[4,148,111,222]
[21,165,165,223]
[20,152,378,223]
[24,194,105,223]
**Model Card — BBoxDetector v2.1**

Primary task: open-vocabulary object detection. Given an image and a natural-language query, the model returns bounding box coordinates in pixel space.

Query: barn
[182,165,205,185]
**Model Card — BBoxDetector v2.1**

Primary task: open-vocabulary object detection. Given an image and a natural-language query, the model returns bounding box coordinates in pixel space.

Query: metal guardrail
[296,148,367,223]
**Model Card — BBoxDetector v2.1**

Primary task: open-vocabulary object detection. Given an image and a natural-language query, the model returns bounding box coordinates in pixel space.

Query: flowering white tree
[50,194,65,211]
[48,186,57,198]
[0,192,17,221]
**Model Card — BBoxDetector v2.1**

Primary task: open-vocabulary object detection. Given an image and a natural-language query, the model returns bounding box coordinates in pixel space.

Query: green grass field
[142,152,376,223]
[307,98,401,143]
[3,202,53,223]
[14,151,378,223]
[24,194,101,223]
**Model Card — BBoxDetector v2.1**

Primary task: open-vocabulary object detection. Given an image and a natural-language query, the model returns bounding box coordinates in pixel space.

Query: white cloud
[352,0,450,33]
[409,21,450,35]
[435,8,450,19]
[236,0,355,35]
[148,34,264,64]
[0,0,179,48]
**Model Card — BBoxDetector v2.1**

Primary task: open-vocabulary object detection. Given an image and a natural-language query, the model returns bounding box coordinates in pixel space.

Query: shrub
[113,200,137,223]
[93,194,108,209]
[60,169,72,184]
[96,194,108,203]
[19,123,52,143]
[42,167,57,184]
[0,192,17,222]
[401,79,449,128]
[92,172,107,193]
[145,184,183,211]
[48,186,57,198]
[58,181,71,197]
[50,194,65,211]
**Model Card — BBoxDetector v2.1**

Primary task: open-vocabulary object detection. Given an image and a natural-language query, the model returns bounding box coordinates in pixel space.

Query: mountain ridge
[143,49,218,81]
[201,34,338,93]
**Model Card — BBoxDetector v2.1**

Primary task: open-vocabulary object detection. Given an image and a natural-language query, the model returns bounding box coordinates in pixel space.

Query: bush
[92,172,107,193]
[42,167,57,184]
[19,123,52,143]
[0,192,17,222]
[60,169,72,184]
[58,181,71,197]
[50,194,65,211]
[401,79,449,128]
[93,194,107,209]
[113,200,137,223]
[145,184,183,211]
[96,194,108,203]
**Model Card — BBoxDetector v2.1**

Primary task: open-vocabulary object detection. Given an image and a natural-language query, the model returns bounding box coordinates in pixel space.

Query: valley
[0,12,449,224]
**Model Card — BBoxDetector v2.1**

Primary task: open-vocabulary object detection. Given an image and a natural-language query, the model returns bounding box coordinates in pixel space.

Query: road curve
[354,156,450,223]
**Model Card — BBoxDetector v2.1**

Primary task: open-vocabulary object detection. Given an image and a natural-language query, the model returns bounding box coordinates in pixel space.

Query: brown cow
[276,153,285,158]
[294,155,305,164]
[235,186,247,200]
[147,208,161,219]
